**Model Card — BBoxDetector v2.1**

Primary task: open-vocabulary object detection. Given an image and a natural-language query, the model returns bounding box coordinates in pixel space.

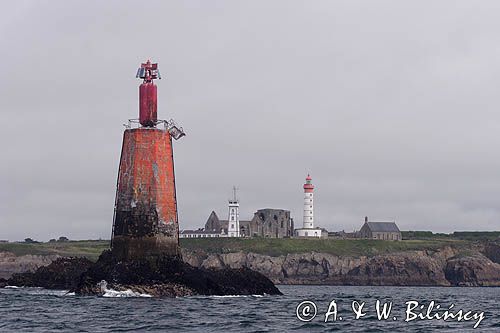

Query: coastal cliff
[0,252,59,280]
[1,240,499,287]
[181,243,500,287]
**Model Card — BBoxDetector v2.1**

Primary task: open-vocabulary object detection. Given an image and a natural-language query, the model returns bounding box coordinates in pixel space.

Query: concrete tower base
[111,127,179,260]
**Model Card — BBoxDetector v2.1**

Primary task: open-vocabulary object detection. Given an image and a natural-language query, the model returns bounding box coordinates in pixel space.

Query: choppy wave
[1,285,498,332]
[2,286,70,297]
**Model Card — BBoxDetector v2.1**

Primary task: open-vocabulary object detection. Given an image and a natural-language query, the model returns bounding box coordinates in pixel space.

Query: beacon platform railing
[123,119,186,140]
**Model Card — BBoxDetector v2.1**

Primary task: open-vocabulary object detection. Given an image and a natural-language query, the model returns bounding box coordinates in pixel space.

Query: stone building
[204,208,293,238]
[358,216,401,241]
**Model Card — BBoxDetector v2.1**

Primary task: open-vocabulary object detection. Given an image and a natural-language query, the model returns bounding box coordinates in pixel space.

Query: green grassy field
[0,240,110,260]
[0,237,480,259]
[402,231,500,241]
[179,238,468,257]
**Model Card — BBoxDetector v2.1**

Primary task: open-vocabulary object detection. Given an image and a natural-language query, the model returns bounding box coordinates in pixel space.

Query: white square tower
[227,186,240,237]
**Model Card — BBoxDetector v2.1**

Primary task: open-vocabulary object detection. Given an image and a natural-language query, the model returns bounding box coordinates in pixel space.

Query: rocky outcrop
[181,246,500,287]
[0,252,59,279]
[445,253,500,286]
[7,257,94,289]
[345,251,450,286]
[4,251,282,297]
[76,250,281,297]
[482,242,500,264]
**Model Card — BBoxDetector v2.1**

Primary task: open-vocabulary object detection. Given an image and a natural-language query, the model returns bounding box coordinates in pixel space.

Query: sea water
[0,285,498,332]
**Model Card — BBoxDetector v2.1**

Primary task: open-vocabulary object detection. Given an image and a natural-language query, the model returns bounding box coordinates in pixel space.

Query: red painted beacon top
[136,60,161,127]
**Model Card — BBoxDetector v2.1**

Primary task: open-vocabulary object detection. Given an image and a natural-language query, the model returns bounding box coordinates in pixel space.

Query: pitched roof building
[359,216,402,241]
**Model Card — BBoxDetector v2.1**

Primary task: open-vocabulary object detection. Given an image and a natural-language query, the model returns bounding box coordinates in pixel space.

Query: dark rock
[75,250,282,297]
[7,257,93,289]
[445,254,500,286]
[481,242,500,264]
[2,250,281,297]
[345,253,450,286]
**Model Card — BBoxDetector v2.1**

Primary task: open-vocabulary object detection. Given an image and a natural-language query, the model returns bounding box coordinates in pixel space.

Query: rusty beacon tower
[111,60,185,260]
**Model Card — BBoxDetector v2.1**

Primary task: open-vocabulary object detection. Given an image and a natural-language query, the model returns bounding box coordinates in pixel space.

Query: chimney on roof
[365,216,368,223]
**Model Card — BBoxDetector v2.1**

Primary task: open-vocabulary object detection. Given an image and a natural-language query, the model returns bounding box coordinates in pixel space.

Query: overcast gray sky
[1,0,500,241]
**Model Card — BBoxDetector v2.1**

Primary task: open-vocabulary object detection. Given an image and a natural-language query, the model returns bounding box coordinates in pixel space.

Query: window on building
[281,221,284,228]
[231,224,234,229]
[305,231,308,236]
[231,216,234,221]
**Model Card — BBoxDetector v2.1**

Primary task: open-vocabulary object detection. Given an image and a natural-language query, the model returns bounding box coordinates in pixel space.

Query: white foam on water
[102,288,152,298]
[210,294,265,298]
[98,280,152,298]
[4,286,22,289]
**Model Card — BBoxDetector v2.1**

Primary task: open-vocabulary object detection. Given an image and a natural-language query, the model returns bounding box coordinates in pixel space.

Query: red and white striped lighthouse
[295,174,322,237]
[303,174,315,229]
